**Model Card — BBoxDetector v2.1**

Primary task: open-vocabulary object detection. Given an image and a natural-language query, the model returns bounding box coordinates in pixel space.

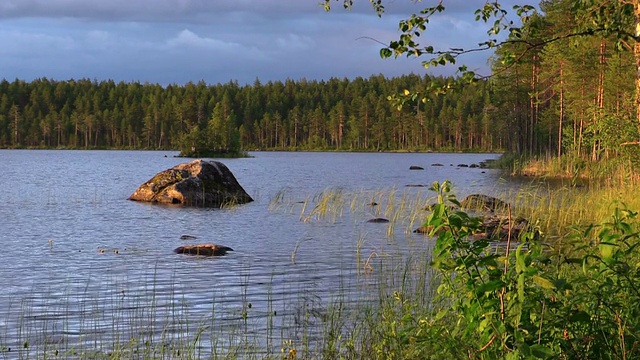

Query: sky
[0,0,525,86]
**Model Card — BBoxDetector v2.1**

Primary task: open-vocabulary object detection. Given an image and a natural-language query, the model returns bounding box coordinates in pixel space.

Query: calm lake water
[0,150,508,357]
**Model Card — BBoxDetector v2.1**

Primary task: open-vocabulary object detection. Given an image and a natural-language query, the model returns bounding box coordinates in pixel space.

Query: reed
[10,178,640,359]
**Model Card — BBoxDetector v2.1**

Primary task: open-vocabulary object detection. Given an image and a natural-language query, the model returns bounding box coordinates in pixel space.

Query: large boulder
[129,159,253,207]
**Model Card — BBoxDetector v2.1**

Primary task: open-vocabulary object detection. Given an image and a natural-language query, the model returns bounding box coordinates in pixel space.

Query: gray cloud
[0,0,325,22]
[0,1,528,84]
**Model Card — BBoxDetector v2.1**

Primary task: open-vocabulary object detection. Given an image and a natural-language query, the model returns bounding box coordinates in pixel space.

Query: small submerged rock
[180,234,198,240]
[174,244,234,256]
[367,217,390,223]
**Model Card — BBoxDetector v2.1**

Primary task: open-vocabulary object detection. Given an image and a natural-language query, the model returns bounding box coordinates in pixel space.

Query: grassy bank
[499,153,640,187]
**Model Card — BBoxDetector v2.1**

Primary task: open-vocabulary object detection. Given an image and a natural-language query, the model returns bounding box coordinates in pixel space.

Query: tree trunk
[635,1,640,132]
[530,55,538,155]
[559,62,564,158]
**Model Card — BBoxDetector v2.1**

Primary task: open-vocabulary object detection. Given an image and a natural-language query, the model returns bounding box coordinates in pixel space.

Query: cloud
[0,29,76,56]
[0,0,325,23]
[0,0,517,84]
[167,29,235,50]
[275,34,315,51]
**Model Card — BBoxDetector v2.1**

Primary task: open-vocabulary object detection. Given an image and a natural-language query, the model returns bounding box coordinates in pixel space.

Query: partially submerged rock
[129,159,253,207]
[174,244,234,256]
[415,194,536,241]
[409,165,424,170]
[413,215,533,241]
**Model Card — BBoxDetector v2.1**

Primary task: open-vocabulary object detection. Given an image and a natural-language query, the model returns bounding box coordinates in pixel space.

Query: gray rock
[129,159,253,207]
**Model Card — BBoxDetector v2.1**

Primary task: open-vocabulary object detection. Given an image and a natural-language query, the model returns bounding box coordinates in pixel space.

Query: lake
[0,150,507,357]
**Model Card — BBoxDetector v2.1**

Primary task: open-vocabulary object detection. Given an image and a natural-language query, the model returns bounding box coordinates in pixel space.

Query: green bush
[392,181,640,359]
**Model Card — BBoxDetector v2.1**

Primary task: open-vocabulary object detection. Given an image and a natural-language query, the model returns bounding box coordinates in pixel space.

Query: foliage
[325,0,640,161]
[387,181,640,359]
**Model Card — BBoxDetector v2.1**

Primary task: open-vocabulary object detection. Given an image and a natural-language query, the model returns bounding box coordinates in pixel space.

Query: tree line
[0,74,505,152]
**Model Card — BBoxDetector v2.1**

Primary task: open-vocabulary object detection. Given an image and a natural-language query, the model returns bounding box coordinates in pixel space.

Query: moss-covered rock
[128,159,253,207]
[460,194,510,212]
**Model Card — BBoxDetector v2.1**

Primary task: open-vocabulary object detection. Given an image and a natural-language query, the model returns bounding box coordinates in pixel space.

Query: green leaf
[568,311,590,323]
[379,48,392,58]
[532,275,555,290]
[505,350,521,360]
[434,308,448,320]
[599,242,617,261]
[530,344,554,358]
[515,243,527,273]
[476,279,504,295]
[518,273,525,300]
[553,278,571,291]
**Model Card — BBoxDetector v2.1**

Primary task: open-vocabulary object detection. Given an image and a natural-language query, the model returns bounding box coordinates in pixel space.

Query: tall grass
[498,180,640,241]
[501,152,640,187]
[2,186,442,359]
[8,179,640,359]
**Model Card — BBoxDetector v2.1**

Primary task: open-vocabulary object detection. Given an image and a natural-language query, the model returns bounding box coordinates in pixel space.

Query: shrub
[394,181,640,359]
